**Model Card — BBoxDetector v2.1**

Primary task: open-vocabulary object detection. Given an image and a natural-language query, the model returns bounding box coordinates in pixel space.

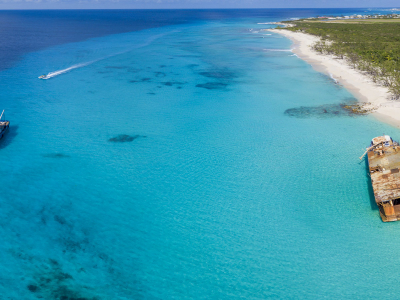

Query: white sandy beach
[269,29,400,128]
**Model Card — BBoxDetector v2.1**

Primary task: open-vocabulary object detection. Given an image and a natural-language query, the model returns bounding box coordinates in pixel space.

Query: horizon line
[0,7,398,10]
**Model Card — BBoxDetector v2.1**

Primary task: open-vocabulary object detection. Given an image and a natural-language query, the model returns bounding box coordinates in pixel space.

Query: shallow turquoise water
[1,14,400,299]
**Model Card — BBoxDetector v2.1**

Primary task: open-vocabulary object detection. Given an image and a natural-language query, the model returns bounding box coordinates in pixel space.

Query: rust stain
[367,135,400,222]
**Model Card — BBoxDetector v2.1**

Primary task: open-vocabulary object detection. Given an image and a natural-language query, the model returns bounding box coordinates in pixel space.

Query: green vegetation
[280,20,400,98]
[325,19,400,23]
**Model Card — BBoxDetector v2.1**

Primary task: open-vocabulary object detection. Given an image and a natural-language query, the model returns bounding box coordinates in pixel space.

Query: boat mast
[0,110,4,121]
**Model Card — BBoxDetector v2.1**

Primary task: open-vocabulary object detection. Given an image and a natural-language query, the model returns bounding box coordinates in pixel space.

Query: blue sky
[0,0,398,10]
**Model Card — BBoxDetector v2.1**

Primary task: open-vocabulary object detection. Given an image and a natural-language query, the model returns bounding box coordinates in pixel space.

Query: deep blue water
[1,8,399,299]
[0,8,383,71]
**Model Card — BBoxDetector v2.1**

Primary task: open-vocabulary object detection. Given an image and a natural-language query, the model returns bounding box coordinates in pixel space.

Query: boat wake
[39,31,175,80]
[39,62,91,79]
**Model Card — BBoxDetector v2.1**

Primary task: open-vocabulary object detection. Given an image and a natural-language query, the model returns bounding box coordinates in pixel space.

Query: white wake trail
[40,31,176,80]
[42,62,92,79]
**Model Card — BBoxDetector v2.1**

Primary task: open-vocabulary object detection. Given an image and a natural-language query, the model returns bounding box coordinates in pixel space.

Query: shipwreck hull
[378,202,400,222]
[367,135,400,222]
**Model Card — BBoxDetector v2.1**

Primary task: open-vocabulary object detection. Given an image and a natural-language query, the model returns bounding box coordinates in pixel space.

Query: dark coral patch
[162,81,185,86]
[187,64,199,69]
[42,153,70,158]
[154,72,166,78]
[54,215,67,225]
[62,237,88,252]
[108,134,146,143]
[199,70,238,80]
[130,78,151,83]
[127,68,142,73]
[28,259,98,300]
[284,104,359,118]
[27,284,38,292]
[196,82,228,90]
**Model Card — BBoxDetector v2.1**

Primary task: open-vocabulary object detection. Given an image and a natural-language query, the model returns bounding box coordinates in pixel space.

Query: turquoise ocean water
[1,9,400,299]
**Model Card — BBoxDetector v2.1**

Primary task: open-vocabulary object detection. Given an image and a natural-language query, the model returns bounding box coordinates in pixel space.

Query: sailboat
[0,110,9,140]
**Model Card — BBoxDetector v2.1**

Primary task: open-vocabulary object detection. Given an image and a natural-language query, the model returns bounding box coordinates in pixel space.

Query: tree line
[281,21,400,98]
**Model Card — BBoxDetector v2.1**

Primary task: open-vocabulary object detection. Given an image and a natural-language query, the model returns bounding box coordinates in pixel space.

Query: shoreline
[269,29,400,128]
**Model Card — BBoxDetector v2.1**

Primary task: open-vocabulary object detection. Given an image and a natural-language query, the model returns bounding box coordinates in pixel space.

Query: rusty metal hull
[367,137,400,222]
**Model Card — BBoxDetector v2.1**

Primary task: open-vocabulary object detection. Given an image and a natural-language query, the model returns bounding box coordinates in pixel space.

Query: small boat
[38,74,49,79]
[0,110,9,140]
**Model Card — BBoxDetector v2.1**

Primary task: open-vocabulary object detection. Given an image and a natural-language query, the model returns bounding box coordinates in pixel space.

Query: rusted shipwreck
[363,135,400,222]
